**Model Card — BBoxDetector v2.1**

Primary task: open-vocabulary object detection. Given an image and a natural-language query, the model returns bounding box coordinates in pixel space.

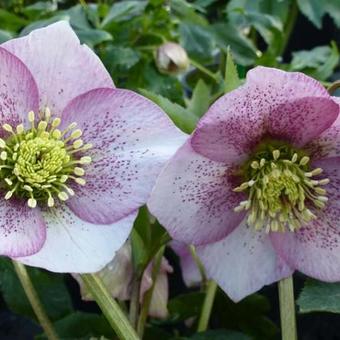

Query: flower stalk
[81,273,139,340]
[197,280,218,332]
[278,276,297,340]
[12,261,58,340]
[137,245,165,338]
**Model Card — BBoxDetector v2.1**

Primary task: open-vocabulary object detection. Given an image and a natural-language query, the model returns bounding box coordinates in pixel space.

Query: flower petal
[196,219,293,302]
[148,141,244,245]
[16,206,137,273]
[60,88,187,224]
[191,66,338,163]
[271,157,340,281]
[0,199,46,257]
[0,47,39,129]
[2,21,113,115]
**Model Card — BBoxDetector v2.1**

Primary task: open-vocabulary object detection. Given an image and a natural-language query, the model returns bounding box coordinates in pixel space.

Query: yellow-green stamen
[0,108,92,208]
[233,141,329,233]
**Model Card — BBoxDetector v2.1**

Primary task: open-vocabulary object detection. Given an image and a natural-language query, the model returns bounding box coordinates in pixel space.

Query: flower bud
[156,42,189,75]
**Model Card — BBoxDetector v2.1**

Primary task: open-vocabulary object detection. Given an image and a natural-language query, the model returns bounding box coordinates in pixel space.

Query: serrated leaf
[187,79,211,118]
[0,9,27,31]
[75,28,112,47]
[0,29,13,43]
[297,0,324,29]
[139,88,198,133]
[298,279,340,314]
[225,48,241,93]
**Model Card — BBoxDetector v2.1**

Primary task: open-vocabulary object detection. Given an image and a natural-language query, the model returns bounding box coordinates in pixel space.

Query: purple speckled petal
[305,105,340,160]
[60,88,187,225]
[148,141,244,245]
[2,21,113,115]
[196,219,293,302]
[271,157,340,281]
[16,206,137,273]
[191,66,338,163]
[0,199,46,257]
[0,47,39,130]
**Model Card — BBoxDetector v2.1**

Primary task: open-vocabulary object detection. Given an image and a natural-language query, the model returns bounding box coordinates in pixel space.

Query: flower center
[0,108,92,208]
[233,140,329,233]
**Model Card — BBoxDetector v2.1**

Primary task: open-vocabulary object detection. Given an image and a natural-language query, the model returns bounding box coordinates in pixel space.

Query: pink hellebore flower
[74,241,173,319]
[0,21,186,272]
[149,67,340,302]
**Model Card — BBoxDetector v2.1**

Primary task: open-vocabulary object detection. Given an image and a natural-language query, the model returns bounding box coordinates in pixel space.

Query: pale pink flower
[0,21,186,272]
[149,67,340,301]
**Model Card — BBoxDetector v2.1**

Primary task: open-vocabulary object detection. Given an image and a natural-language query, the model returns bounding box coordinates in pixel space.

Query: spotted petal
[2,21,113,115]
[16,206,137,273]
[0,199,46,257]
[60,88,187,225]
[271,157,340,281]
[191,66,338,164]
[0,47,39,130]
[196,219,293,302]
[148,142,244,245]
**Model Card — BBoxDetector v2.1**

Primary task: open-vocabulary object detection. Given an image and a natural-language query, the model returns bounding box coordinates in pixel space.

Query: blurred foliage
[0,0,339,339]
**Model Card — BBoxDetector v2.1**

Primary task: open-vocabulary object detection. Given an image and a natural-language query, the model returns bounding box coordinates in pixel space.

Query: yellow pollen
[0,109,92,208]
[233,141,330,233]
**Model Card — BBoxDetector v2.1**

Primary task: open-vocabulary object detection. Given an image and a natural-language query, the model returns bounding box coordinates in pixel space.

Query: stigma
[0,108,92,208]
[233,142,329,233]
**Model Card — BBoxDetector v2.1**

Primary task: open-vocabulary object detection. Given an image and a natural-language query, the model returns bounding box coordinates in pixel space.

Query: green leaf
[131,207,171,276]
[187,79,211,118]
[20,15,70,36]
[168,292,205,321]
[179,22,215,63]
[139,89,198,133]
[0,258,72,322]
[297,0,324,29]
[75,28,112,47]
[225,48,241,93]
[289,42,339,81]
[0,9,27,31]
[101,1,147,28]
[298,279,340,314]
[190,329,251,340]
[212,23,258,66]
[36,312,115,339]
[171,0,208,25]
[0,29,13,43]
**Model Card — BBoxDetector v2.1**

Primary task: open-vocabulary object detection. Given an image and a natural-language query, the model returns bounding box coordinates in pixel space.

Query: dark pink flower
[0,22,186,272]
[149,67,340,301]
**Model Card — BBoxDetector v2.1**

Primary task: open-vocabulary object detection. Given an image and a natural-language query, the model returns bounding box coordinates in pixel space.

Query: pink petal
[0,199,46,257]
[2,21,113,115]
[0,47,39,129]
[60,88,187,225]
[271,157,340,281]
[191,66,338,163]
[16,206,137,273]
[148,141,244,245]
[196,219,293,302]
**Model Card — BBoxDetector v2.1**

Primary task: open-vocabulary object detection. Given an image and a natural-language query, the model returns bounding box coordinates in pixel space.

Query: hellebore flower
[149,67,340,301]
[0,22,186,272]
[74,241,173,319]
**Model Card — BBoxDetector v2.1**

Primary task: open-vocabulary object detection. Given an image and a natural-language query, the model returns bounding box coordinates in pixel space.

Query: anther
[0,139,6,148]
[291,153,298,163]
[27,198,37,208]
[16,124,24,134]
[299,156,310,166]
[80,156,91,164]
[74,167,85,176]
[2,124,13,133]
[0,151,7,160]
[272,149,280,160]
[58,192,69,201]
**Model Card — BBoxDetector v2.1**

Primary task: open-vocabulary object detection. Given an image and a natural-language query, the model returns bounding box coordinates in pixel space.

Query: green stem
[137,246,165,338]
[12,261,58,340]
[197,280,217,332]
[278,276,297,340]
[129,277,142,329]
[81,273,139,340]
[279,0,298,56]
[189,245,207,285]
[327,80,340,95]
[189,59,220,83]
